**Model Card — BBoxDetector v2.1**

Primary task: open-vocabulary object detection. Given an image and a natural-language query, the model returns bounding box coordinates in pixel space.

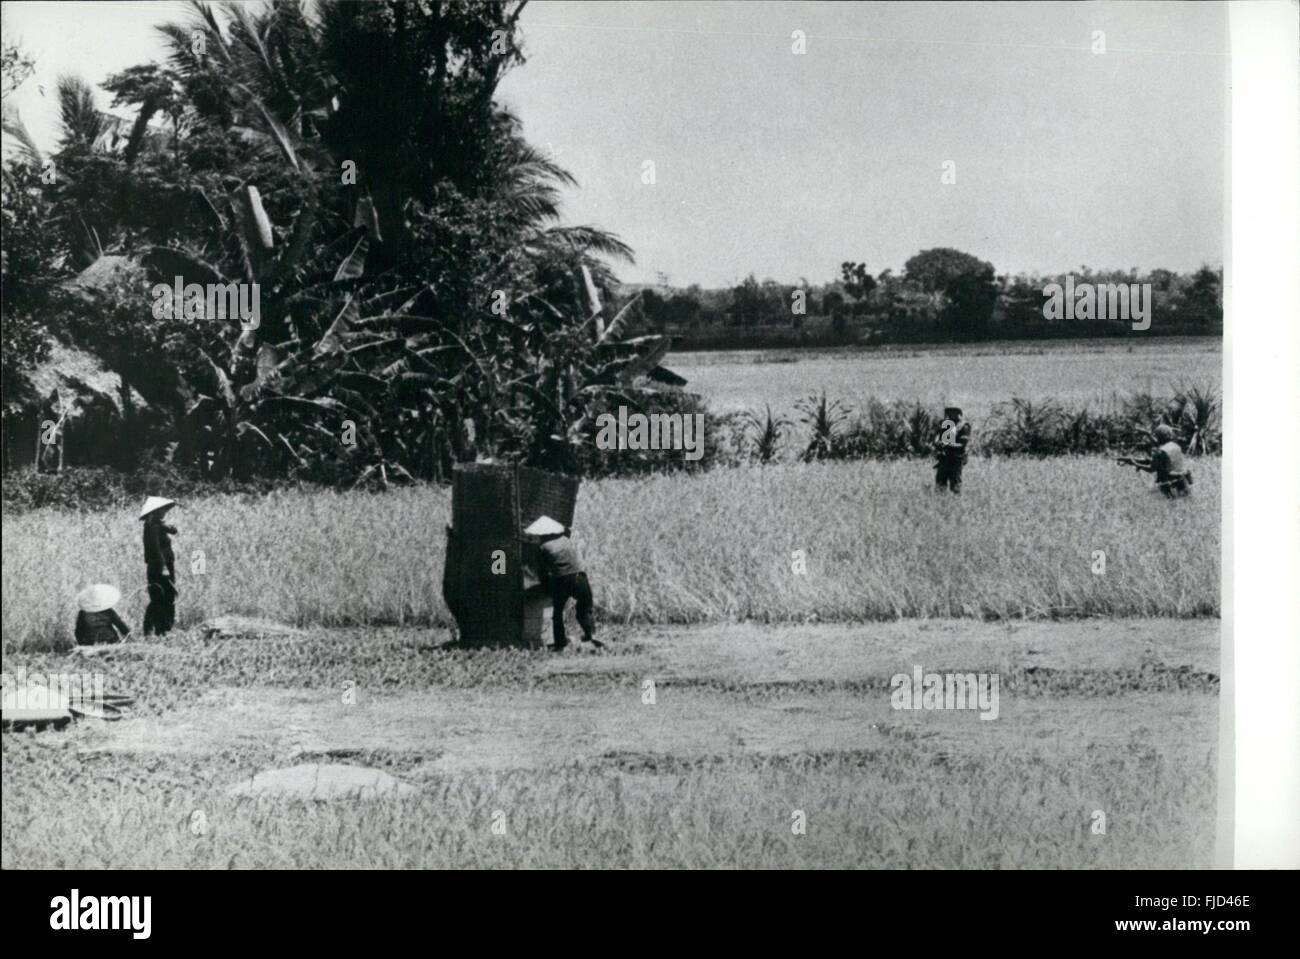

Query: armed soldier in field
[933,405,971,493]
[1117,423,1193,498]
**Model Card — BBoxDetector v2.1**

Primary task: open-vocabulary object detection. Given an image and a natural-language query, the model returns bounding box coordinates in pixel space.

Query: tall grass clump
[715,387,1221,464]
[795,392,851,461]
[740,405,792,464]
[836,400,938,459]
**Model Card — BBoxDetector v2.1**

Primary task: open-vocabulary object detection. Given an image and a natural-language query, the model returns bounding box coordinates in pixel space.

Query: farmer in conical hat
[74,584,131,646]
[139,497,179,635]
[525,516,597,651]
[933,405,971,493]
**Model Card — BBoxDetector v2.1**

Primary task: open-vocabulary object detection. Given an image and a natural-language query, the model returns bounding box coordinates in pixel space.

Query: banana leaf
[334,236,369,282]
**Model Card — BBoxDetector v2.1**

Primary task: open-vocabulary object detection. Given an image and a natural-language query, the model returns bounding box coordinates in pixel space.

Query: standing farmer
[525,516,598,651]
[933,405,971,493]
[140,496,179,635]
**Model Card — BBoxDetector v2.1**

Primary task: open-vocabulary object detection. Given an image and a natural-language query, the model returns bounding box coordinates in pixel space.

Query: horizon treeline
[623,249,1222,348]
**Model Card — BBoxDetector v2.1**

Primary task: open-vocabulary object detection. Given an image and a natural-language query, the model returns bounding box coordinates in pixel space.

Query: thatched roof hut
[1,254,162,471]
[2,340,151,471]
[16,340,144,416]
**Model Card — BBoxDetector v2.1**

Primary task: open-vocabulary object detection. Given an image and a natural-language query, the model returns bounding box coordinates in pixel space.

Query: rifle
[1115,455,1149,472]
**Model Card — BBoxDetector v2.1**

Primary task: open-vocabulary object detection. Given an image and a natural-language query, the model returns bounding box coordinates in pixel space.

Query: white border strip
[1226,0,1300,870]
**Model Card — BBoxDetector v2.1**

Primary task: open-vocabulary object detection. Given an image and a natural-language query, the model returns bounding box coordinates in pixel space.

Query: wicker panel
[452,464,515,538]
[453,534,521,647]
[517,465,580,530]
[446,463,580,647]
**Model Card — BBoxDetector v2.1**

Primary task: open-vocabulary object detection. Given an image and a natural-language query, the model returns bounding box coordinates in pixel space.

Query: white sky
[3,0,1228,287]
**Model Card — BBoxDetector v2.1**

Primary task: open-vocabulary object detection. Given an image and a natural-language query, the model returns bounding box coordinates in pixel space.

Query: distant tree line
[623,248,1222,349]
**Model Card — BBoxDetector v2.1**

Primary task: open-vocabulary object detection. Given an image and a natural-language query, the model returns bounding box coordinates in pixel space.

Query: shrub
[741,405,791,464]
[0,464,306,514]
[573,390,732,478]
[1170,383,1221,455]
[836,400,937,460]
[796,392,851,462]
[982,398,1071,456]
[794,389,1219,461]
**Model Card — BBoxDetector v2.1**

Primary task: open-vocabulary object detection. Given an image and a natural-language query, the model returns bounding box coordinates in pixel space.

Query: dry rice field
[2,620,1217,868]
[675,338,1221,420]
[2,457,1218,649]
[1,341,1222,869]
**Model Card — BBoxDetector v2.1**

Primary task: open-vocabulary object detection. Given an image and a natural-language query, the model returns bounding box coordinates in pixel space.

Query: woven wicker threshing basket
[442,463,580,647]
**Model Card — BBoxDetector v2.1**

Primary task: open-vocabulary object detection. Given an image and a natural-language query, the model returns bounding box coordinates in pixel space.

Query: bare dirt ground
[2,618,1220,868]
[67,619,1219,772]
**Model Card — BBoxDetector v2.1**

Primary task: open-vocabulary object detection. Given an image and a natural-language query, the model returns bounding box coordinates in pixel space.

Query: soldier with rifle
[1116,423,1192,498]
[933,405,971,493]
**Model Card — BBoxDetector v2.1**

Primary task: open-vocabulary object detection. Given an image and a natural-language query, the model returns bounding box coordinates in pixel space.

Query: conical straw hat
[139,496,176,519]
[523,516,565,536]
[78,584,121,612]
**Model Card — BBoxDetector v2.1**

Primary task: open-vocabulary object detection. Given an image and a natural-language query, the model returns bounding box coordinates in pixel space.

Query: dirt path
[78,619,1219,774]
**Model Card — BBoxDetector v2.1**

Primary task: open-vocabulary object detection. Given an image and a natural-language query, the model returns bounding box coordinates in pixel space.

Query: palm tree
[39,0,677,483]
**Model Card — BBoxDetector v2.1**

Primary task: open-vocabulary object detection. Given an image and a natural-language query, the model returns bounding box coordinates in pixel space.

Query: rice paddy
[0,341,1222,869]
[675,338,1222,420]
[2,457,1219,651]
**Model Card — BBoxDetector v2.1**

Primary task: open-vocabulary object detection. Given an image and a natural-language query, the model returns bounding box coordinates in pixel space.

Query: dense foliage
[2,0,678,485]
[1,4,1223,487]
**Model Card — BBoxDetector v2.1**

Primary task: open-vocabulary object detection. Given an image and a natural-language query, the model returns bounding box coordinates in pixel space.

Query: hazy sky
[4,1,1227,287]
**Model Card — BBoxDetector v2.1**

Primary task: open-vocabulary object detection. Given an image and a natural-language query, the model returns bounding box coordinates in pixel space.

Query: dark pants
[935,456,964,493]
[550,572,595,647]
[1159,476,1191,498]
[144,576,177,635]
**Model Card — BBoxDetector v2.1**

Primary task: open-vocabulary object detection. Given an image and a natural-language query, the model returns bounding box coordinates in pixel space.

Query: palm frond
[1,104,44,166]
[55,75,105,151]
[534,225,634,263]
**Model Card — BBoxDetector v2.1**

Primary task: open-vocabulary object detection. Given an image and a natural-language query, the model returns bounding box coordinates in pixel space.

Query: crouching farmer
[525,516,598,651]
[75,584,131,646]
